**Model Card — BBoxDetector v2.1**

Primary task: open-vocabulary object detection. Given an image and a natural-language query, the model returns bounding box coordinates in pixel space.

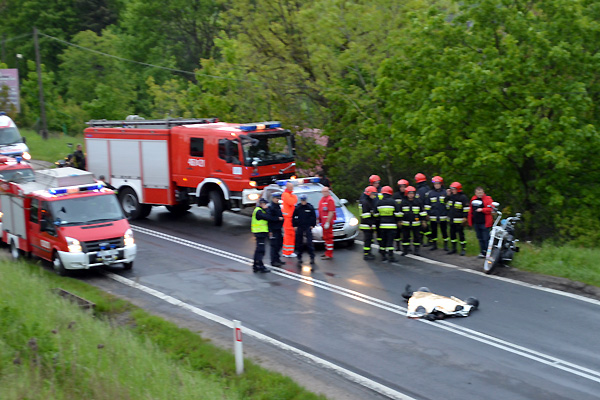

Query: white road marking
[130,225,600,384]
[357,240,600,307]
[106,271,415,400]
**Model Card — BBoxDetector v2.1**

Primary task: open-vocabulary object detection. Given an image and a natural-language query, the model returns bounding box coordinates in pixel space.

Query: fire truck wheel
[119,187,150,220]
[10,240,20,260]
[52,252,68,276]
[123,261,133,270]
[208,191,224,226]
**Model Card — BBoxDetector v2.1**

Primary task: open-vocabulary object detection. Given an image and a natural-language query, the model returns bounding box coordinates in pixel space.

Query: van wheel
[10,240,20,260]
[52,252,68,276]
[166,203,191,216]
[119,188,151,220]
[208,191,224,226]
[123,261,133,270]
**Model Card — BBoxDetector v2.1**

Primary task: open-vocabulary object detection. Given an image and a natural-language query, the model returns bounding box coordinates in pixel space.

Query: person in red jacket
[468,187,494,258]
[318,186,336,260]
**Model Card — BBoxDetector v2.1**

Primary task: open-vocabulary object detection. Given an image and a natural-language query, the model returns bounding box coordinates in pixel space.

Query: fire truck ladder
[87,117,219,129]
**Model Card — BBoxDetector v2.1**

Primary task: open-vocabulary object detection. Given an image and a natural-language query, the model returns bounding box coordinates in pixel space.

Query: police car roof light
[275,176,321,186]
[238,121,282,132]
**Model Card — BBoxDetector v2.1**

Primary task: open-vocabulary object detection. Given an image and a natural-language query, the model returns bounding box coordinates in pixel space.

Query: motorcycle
[55,143,74,168]
[483,202,521,274]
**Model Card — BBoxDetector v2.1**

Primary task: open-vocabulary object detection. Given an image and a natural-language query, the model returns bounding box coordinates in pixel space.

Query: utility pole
[33,27,48,139]
[1,34,6,64]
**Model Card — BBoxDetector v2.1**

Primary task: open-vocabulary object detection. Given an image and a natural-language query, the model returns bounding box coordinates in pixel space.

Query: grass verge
[21,128,84,164]
[0,258,326,400]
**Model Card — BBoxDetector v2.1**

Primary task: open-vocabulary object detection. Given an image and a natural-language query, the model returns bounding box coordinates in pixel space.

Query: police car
[261,177,359,245]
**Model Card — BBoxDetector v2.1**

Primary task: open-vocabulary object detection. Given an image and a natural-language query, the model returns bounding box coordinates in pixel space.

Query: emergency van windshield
[0,168,35,182]
[49,194,125,226]
[0,127,25,145]
[241,132,294,166]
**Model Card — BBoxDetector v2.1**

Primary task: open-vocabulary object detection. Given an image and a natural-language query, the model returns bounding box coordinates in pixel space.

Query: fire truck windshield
[241,132,294,166]
[0,168,35,183]
[49,194,125,226]
[0,127,24,145]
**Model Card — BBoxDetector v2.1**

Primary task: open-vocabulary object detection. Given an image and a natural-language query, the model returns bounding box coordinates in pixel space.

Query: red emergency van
[0,167,136,275]
[84,117,296,225]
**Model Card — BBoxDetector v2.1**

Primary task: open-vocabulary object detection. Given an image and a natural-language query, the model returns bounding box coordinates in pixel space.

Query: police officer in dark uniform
[293,194,317,268]
[266,192,284,266]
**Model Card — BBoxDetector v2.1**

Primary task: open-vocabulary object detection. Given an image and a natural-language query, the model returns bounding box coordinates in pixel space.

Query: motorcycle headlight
[349,217,359,227]
[66,237,82,253]
[124,228,135,247]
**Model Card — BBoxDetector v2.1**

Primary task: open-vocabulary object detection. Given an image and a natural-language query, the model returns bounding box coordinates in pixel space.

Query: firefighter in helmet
[398,186,428,256]
[360,185,379,260]
[393,179,409,251]
[376,186,401,262]
[414,173,432,247]
[424,176,449,251]
[446,182,469,255]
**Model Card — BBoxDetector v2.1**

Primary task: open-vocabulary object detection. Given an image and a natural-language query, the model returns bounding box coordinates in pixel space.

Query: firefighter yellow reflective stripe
[378,206,395,216]
[394,211,402,217]
[402,206,410,211]
[411,206,420,213]
[401,221,410,226]
[380,223,397,229]
[419,211,427,216]
[424,205,432,210]
[360,224,373,230]
[463,207,470,213]
[411,221,420,226]
[453,218,464,223]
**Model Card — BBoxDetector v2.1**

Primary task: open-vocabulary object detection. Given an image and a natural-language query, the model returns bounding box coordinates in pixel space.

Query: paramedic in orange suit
[281,182,298,257]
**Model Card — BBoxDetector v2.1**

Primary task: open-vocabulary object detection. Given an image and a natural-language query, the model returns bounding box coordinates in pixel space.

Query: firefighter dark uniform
[414,174,431,246]
[360,186,379,260]
[251,199,271,273]
[392,178,409,251]
[446,182,470,255]
[361,175,384,253]
[399,186,428,256]
[425,176,448,251]
[293,194,317,266]
[376,186,401,262]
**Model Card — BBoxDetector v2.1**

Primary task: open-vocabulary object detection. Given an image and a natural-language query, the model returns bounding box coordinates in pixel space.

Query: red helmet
[405,186,416,193]
[450,182,462,191]
[415,173,426,183]
[397,179,409,186]
[369,174,381,184]
[364,185,378,195]
[432,176,443,183]
[381,186,393,195]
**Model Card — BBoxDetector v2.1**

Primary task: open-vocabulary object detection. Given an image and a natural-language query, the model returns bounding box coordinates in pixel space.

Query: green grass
[21,128,84,164]
[0,258,326,400]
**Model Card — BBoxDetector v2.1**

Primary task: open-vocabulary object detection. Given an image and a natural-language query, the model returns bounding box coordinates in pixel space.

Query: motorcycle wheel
[483,248,501,274]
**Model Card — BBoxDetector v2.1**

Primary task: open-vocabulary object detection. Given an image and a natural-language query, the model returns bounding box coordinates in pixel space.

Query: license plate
[97,249,118,259]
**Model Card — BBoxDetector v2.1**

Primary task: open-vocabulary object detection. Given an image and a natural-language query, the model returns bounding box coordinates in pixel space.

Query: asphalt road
[80,206,600,400]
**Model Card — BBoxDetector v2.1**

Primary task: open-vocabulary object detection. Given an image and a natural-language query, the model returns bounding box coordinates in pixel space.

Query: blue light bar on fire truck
[48,183,104,196]
[275,177,321,186]
[238,121,282,132]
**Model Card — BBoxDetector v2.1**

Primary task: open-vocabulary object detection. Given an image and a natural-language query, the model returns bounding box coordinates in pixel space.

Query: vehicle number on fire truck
[188,159,205,167]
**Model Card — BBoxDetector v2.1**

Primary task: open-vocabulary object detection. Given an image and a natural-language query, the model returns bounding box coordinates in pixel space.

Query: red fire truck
[84,117,296,225]
[0,167,136,275]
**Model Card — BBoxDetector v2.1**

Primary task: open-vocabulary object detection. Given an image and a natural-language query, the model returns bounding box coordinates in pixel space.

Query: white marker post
[233,320,244,374]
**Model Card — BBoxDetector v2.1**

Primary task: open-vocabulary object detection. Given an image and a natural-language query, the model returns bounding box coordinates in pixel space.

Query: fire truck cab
[84,117,296,225]
[0,167,136,275]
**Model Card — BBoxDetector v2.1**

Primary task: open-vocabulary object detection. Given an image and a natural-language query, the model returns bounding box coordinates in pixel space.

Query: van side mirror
[340,199,348,205]
[22,137,27,144]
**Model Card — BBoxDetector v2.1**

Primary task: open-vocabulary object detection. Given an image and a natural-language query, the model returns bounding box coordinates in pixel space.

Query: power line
[38,31,272,86]
[0,32,33,44]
